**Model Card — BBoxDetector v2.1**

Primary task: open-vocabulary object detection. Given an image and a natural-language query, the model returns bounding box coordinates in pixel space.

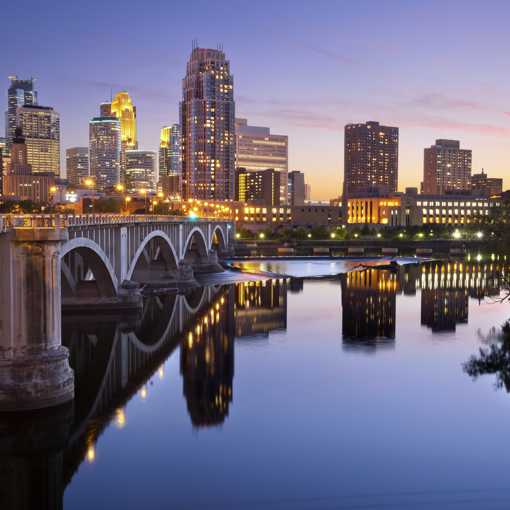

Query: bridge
[0,214,234,412]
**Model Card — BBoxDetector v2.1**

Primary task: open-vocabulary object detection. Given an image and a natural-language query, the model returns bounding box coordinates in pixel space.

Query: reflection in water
[181,287,235,427]
[2,260,509,508]
[341,269,397,345]
[234,280,287,338]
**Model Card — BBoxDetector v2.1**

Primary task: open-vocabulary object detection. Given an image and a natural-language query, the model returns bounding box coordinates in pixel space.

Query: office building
[89,116,121,190]
[125,150,156,192]
[66,147,89,187]
[471,169,503,197]
[422,139,472,195]
[5,76,37,147]
[16,104,60,175]
[3,128,55,202]
[288,170,305,205]
[159,124,181,177]
[235,118,288,203]
[235,168,281,207]
[108,91,138,183]
[343,121,399,198]
[180,46,236,200]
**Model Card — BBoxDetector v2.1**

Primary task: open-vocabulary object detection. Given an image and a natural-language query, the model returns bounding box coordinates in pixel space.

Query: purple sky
[2,0,509,199]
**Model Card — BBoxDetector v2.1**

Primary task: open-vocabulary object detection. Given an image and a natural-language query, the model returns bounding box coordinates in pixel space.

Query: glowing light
[125,196,132,202]
[452,229,462,240]
[140,386,148,399]
[84,178,94,188]
[354,233,359,238]
[259,232,265,239]
[476,254,482,262]
[115,408,126,429]
[86,445,96,463]
[330,232,336,239]
[49,186,57,193]
[115,184,124,192]
[158,366,164,380]
[157,191,164,198]
[307,233,312,238]
[398,232,404,238]
[476,231,484,239]
[188,211,198,220]
[235,232,241,239]
[376,233,382,238]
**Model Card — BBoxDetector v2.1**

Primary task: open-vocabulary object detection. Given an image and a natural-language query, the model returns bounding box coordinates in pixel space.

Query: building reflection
[341,269,397,347]
[234,279,287,338]
[180,287,235,427]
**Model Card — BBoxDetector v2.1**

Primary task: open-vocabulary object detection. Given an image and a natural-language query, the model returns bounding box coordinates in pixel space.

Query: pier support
[0,228,74,411]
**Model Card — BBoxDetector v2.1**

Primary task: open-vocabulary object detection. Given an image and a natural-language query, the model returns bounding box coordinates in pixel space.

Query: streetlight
[476,231,484,239]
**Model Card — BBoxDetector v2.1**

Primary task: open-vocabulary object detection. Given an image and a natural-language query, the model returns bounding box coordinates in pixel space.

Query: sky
[1,0,509,200]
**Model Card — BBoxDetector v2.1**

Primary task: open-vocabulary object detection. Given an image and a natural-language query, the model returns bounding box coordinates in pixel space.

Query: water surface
[4,260,510,509]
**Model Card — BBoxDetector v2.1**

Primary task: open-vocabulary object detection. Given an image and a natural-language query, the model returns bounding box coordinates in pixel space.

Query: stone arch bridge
[0,214,234,412]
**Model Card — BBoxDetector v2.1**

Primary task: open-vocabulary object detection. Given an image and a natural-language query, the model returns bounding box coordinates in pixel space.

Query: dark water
[3,261,510,509]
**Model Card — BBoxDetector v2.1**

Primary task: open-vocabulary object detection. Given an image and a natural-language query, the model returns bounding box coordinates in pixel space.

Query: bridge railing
[0,214,233,230]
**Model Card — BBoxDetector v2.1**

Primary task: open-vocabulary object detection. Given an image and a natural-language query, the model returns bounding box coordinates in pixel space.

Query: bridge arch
[182,227,209,263]
[210,225,227,252]
[60,237,118,297]
[126,230,179,282]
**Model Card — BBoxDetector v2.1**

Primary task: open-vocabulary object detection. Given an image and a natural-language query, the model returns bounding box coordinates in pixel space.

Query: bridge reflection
[1,261,508,508]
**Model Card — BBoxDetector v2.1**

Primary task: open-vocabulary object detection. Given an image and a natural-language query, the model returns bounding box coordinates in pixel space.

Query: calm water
[3,261,510,509]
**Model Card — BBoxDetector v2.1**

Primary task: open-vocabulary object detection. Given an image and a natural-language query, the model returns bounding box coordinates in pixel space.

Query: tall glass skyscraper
[180,46,235,200]
[159,124,181,177]
[89,116,121,190]
[5,76,37,148]
[125,150,156,192]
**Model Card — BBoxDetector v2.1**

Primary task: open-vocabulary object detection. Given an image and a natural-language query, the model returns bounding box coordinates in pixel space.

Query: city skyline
[2,0,510,199]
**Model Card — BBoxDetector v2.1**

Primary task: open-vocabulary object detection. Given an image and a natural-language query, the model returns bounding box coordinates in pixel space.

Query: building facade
[471,169,503,197]
[159,124,181,176]
[288,170,305,206]
[89,116,121,190]
[2,128,55,202]
[343,121,399,198]
[109,92,138,183]
[125,150,157,192]
[16,105,60,175]
[180,46,236,200]
[235,118,288,203]
[66,147,89,187]
[235,168,281,207]
[5,76,37,147]
[422,139,472,195]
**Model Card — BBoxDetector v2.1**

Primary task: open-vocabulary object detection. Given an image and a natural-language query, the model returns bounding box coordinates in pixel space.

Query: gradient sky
[2,0,509,199]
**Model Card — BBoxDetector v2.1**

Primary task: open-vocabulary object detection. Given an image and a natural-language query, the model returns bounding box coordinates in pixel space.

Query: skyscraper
[125,150,156,192]
[235,118,288,204]
[343,121,399,198]
[5,76,37,147]
[180,46,235,200]
[471,169,503,197]
[235,168,281,207]
[422,139,472,195]
[89,116,121,190]
[159,124,181,177]
[109,91,138,183]
[16,104,60,175]
[66,147,89,186]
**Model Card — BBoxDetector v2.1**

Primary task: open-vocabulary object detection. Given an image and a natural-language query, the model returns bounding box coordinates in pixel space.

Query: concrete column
[119,226,128,282]
[178,224,183,260]
[0,228,74,411]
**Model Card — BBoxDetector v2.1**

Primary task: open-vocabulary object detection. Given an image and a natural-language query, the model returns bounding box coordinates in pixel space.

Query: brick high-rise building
[235,168,281,207]
[180,46,235,200]
[288,170,305,206]
[422,139,472,195]
[343,121,399,198]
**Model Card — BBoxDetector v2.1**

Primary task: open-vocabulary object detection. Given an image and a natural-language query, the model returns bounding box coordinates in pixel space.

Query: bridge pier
[0,227,74,411]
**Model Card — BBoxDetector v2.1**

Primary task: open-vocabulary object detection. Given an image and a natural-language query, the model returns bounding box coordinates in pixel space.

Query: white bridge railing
[0,214,232,230]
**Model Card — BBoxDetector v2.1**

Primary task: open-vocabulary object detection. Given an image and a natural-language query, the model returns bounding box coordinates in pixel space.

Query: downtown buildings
[66,147,89,187]
[343,121,399,199]
[89,116,121,190]
[125,150,157,192]
[180,46,236,200]
[422,139,472,195]
[235,118,288,204]
[5,76,37,148]
[159,124,182,196]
